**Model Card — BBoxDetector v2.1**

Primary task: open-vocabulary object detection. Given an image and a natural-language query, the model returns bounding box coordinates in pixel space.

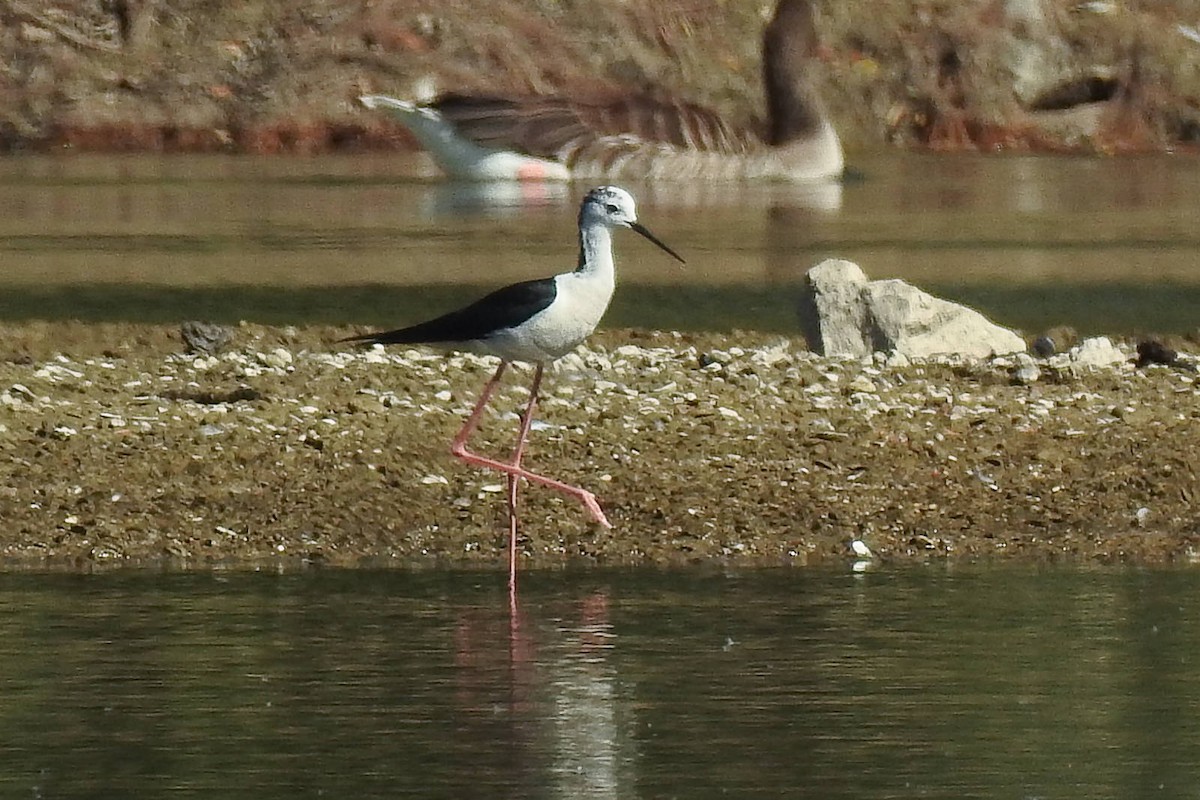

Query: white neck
[576,222,615,279]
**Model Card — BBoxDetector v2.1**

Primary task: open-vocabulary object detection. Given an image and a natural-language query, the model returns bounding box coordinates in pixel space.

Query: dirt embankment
[0,322,1197,571]
[4,1,1199,155]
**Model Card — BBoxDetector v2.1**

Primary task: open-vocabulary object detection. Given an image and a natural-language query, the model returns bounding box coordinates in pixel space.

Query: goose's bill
[630,221,686,265]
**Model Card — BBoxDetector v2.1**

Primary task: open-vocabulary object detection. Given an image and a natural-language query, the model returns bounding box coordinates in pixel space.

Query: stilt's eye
[605,203,620,214]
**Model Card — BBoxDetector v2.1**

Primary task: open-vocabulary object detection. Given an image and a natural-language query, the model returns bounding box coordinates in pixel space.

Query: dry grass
[3,0,1200,153]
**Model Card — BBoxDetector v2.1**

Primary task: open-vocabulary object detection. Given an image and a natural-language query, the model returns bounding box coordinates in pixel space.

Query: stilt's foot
[579,490,613,529]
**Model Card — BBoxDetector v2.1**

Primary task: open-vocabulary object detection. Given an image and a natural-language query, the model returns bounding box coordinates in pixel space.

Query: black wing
[342,277,557,346]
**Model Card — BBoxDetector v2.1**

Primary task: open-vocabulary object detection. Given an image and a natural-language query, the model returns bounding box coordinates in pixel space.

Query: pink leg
[507,469,520,604]
[506,365,541,600]
[451,362,612,529]
[504,364,549,599]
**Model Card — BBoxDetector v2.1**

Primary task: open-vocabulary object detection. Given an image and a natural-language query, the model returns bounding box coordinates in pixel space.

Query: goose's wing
[432,92,761,158]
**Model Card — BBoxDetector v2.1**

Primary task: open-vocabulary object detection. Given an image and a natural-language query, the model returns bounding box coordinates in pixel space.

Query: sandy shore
[0,321,1197,571]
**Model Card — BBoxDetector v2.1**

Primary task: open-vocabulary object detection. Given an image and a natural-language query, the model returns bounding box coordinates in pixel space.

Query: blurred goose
[360,0,842,183]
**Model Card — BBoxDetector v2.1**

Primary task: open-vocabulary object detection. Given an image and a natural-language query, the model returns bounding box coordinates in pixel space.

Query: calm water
[2,566,1198,799]
[1,152,1198,333]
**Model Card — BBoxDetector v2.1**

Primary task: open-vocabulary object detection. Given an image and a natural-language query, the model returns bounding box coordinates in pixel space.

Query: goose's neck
[576,222,615,278]
[762,0,826,146]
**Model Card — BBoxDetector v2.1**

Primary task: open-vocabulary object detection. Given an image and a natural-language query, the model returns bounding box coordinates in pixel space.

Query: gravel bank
[0,322,1197,571]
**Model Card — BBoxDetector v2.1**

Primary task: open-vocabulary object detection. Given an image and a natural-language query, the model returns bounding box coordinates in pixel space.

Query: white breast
[487,271,615,362]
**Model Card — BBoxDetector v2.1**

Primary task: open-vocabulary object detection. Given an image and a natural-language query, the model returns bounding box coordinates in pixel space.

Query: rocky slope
[5,0,1200,154]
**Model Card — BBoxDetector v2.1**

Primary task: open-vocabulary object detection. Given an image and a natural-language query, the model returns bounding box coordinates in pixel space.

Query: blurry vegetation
[2,0,1200,153]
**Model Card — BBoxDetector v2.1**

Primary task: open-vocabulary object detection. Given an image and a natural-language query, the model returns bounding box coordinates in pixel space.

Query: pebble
[259,348,294,370]
[847,375,877,393]
[348,397,385,415]
[1066,336,1127,369]
[1011,362,1041,385]
[1031,335,1056,358]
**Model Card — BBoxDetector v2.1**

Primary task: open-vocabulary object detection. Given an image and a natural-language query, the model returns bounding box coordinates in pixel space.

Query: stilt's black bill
[630,221,686,265]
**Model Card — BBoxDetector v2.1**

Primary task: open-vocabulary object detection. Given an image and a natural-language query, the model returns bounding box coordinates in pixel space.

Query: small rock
[1031,335,1056,358]
[847,375,877,393]
[1134,340,1178,368]
[797,259,872,358]
[259,348,294,369]
[1011,353,1041,385]
[866,278,1025,359]
[1069,336,1126,368]
[348,397,385,415]
[180,321,234,355]
[1012,363,1041,385]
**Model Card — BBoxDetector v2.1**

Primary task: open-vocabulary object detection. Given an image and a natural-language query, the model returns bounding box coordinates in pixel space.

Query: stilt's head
[580,186,685,264]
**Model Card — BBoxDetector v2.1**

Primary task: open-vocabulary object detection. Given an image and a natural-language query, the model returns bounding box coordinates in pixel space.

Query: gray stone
[1031,335,1057,358]
[798,259,1026,360]
[797,259,871,358]
[865,279,1026,359]
[1010,353,1042,385]
[180,320,234,355]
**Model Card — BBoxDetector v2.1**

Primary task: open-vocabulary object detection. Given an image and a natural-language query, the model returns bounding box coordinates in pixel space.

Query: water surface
[1,152,1197,333]
[2,566,1198,798]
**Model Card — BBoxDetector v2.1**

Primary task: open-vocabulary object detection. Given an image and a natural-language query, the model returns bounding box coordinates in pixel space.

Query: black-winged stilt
[359,0,841,183]
[343,186,684,592]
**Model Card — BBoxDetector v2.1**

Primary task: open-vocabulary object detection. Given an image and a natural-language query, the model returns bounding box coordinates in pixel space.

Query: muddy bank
[5,1,1200,155]
[0,322,1196,571]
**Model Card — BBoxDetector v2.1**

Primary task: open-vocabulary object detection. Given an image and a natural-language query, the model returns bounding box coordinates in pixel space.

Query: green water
[1,152,1198,335]
[0,281,1194,336]
[1,566,1198,799]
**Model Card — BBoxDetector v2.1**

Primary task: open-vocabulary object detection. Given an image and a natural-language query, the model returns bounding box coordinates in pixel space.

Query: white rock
[259,348,294,369]
[797,259,872,358]
[1069,336,1126,368]
[1012,363,1041,385]
[798,259,1025,360]
[866,279,1026,359]
[847,375,877,393]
